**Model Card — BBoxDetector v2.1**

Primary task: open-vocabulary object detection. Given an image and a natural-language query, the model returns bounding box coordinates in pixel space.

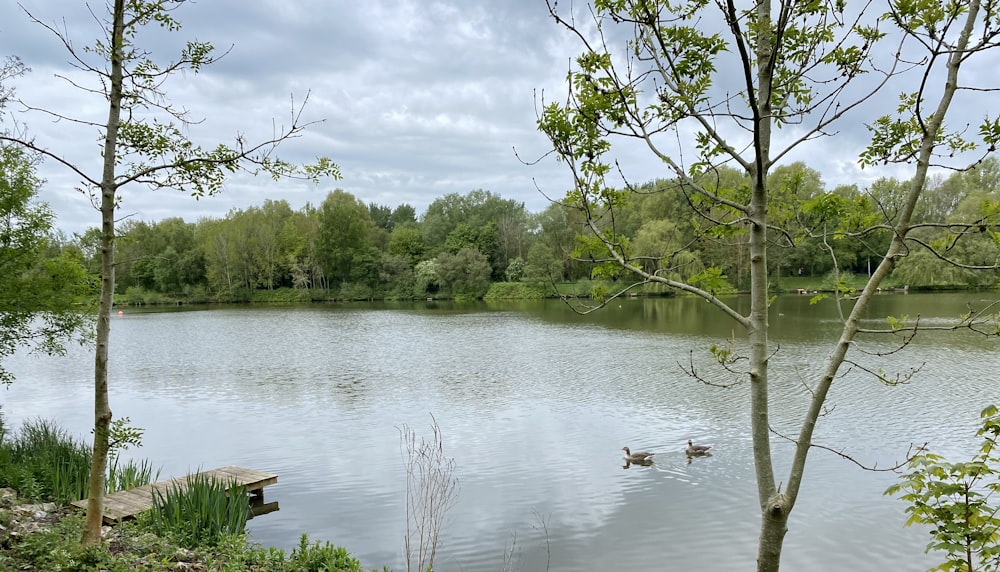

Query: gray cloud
[2,1,997,237]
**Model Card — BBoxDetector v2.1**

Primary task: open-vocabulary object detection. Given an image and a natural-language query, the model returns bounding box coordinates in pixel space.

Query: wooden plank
[71,466,278,524]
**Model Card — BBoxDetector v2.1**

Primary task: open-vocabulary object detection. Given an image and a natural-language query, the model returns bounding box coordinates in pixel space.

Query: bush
[484,282,546,301]
[287,534,368,571]
[250,287,312,304]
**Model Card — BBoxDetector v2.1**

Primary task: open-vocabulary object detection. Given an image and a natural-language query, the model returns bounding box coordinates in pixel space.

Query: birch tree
[1,0,339,545]
[538,1,1000,570]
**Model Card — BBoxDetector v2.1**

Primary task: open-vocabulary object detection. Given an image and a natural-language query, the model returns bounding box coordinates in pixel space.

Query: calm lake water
[4,292,1000,570]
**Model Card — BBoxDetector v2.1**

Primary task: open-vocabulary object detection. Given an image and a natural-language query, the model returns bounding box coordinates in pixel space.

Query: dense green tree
[522,242,563,286]
[413,259,441,296]
[533,203,582,281]
[380,253,415,300]
[388,224,426,264]
[285,204,324,292]
[348,246,383,299]
[368,202,394,231]
[317,189,376,285]
[392,204,417,227]
[0,145,92,385]
[248,200,297,290]
[443,223,480,254]
[436,247,491,300]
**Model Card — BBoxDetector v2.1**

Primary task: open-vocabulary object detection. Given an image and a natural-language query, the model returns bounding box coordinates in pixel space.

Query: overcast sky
[1,1,996,237]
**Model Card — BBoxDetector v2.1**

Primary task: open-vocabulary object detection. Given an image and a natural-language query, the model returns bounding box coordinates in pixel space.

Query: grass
[0,418,92,504]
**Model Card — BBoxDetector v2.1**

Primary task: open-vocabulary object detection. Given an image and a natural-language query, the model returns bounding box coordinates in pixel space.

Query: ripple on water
[3,302,993,571]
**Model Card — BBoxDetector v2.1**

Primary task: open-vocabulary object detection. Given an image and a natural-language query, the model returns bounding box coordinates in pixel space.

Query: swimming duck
[686,440,711,455]
[621,446,655,463]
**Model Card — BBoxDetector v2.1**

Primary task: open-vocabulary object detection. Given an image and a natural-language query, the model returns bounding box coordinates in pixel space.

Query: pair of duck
[621,440,711,463]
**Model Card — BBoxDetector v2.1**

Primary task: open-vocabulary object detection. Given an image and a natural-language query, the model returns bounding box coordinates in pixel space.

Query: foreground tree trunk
[81,0,126,545]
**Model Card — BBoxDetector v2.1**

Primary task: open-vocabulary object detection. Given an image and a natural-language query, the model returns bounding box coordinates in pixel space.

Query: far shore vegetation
[39,159,1000,308]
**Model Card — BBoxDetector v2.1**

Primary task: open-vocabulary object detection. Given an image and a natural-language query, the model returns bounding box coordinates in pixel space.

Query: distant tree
[443,223,480,254]
[0,0,338,544]
[534,203,584,280]
[388,224,426,264]
[348,246,382,299]
[380,253,415,300]
[436,247,491,300]
[392,203,418,227]
[369,202,394,231]
[317,189,376,285]
[414,259,441,297]
[523,242,563,286]
[504,257,526,282]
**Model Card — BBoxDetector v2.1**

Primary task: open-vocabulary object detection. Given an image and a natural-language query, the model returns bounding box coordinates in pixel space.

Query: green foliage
[435,248,492,300]
[887,405,1000,571]
[0,415,156,503]
[286,534,367,572]
[504,257,526,282]
[0,418,92,504]
[250,287,313,304]
[318,190,377,284]
[0,509,380,572]
[0,512,123,572]
[104,416,158,493]
[886,314,910,332]
[140,473,250,549]
[484,282,546,301]
[0,144,93,385]
[107,457,158,494]
[688,267,734,295]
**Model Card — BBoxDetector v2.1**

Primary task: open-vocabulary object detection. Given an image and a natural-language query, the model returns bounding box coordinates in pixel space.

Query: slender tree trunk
[748,2,786,570]
[81,0,125,546]
[769,2,980,569]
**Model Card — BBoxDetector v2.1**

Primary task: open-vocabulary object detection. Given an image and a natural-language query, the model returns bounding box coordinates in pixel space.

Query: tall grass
[140,473,250,548]
[107,456,159,493]
[0,418,92,503]
[0,416,159,503]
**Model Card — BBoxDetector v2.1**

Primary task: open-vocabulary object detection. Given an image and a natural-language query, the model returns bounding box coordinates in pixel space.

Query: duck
[686,440,711,456]
[621,446,655,463]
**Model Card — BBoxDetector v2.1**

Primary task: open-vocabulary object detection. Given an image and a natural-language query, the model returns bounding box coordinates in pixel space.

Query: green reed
[0,418,92,503]
[140,472,250,548]
[107,457,159,493]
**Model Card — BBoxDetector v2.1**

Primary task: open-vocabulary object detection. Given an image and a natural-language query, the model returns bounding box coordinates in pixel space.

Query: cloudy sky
[1,1,995,237]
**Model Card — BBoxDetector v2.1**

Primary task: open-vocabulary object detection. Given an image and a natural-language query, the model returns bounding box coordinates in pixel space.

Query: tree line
[12,156,1000,306]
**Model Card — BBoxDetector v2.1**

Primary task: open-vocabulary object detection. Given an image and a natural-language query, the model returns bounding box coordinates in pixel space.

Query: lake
[4,292,999,570]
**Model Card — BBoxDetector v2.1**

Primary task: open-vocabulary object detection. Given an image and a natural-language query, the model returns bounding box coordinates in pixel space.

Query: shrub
[288,533,367,571]
[484,282,545,301]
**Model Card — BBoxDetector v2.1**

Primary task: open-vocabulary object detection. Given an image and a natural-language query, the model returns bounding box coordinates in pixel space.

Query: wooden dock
[71,465,278,524]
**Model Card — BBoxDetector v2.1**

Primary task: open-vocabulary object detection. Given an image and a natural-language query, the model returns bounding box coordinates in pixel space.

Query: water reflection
[3,293,998,571]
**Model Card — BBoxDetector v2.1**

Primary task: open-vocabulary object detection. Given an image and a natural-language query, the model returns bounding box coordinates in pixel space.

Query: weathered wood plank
[70,466,278,524]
